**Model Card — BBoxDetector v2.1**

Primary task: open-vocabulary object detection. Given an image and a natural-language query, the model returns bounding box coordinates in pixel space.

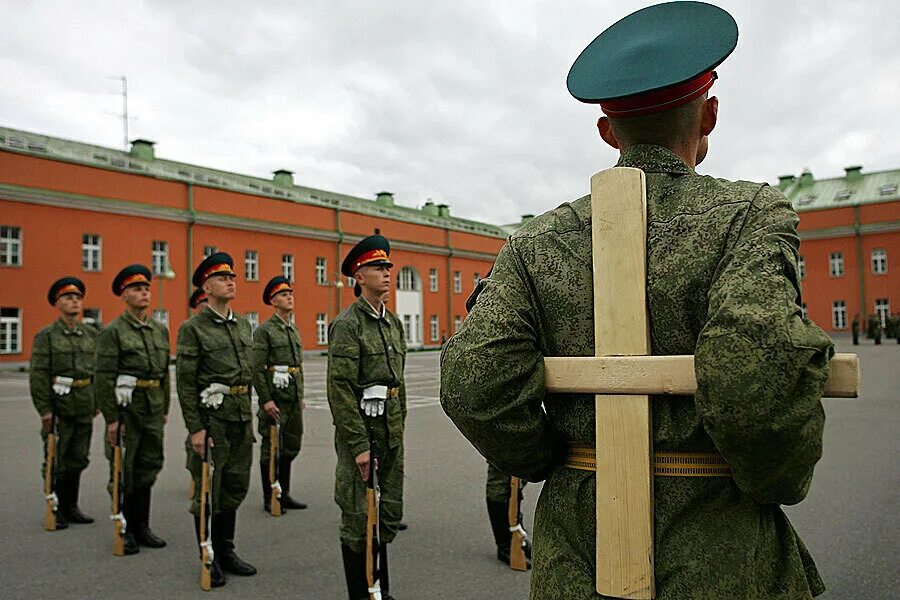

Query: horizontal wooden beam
[544,353,859,398]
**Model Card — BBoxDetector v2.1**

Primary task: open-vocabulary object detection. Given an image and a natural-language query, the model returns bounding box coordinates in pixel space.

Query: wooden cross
[542,167,860,599]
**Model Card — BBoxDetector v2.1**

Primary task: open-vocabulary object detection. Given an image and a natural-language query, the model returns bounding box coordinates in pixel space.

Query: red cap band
[601,71,716,118]
[268,282,292,302]
[202,262,235,282]
[353,249,390,273]
[119,273,150,293]
[55,284,82,301]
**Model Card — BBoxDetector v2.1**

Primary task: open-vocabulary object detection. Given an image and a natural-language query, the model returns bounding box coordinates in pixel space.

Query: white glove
[200,383,231,409]
[115,375,137,407]
[360,385,387,417]
[272,366,291,389]
[52,376,73,396]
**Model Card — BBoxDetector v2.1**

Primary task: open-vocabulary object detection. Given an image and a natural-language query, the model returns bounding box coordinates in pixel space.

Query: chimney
[129,139,155,161]
[777,174,796,191]
[375,191,395,207]
[521,214,534,225]
[273,169,294,186]
[844,165,863,182]
[437,203,450,218]
[799,169,814,187]
[422,200,440,216]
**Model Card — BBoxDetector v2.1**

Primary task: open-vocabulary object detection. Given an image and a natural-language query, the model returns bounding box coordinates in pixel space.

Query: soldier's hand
[41,413,52,433]
[263,400,281,421]
[191,429,213,455]
[107,421,123,446]
[355,450,371,481]
[301,399,306,411]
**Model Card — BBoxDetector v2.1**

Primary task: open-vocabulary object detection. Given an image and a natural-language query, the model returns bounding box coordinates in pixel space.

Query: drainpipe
[854,205,866,320]
[187,183,196,321]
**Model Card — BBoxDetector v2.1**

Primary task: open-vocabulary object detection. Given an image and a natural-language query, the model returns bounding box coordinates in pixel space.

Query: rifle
[110,406,127,555]
[198,429,215,591]
[508,477,528,571]
[269,418,282,516]
[365,424,383,600]
[42,407,59,531]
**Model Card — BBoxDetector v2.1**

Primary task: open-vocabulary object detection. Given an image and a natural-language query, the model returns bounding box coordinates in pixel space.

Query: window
[83,308,102,327]
[454,315,462,333]
[82,234,102,272]
[1,226,22,266]
[398,267,418,291]
[245,250,258,281]
[829,252,844,277]
[453,271,462,293]
[871,248,887,275]
[282,254,294,281]
[347,276,357,288]
[429,268,438,292]
[800,303,808,320]
[316,257,327,285]
[246,311,259,331]
[152,309,169,329]
[831,300,847,330]
[878,183,897,196]
[474,273,481,288]
[402,315,412,340]
[151,241,169,276]
[834,190,852,201]
[0,307,22,354]
[430,315,439,341]
[875,299,890,327]
[203,245,217,258]
[798,255,806,280]
[316,313,328,345]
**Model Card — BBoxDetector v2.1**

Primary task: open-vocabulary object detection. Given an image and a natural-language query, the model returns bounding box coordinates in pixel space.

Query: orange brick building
[0,126,509,363]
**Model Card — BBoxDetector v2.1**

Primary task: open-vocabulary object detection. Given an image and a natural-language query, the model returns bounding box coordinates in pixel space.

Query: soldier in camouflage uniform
[177,252,256,587]
[95,265,170,553]
[184,287,209,497]
[30,277,98,529]
[851,314,860,345]
[867,314,882,344]
[253,275,307,513]
[328,235,406,600]
[442,4,834,599]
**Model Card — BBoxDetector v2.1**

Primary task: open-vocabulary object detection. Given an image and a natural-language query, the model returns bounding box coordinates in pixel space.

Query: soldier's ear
[597,117,620,150]
[699,96,718,137]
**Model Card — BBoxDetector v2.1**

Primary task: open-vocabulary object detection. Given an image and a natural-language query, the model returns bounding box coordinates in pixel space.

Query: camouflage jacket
[328,296,407,458]
[29,318,99,418]
[442,145,834,599]
[176,305,253,434]
[251,313,304,406]
[95,311,170,423]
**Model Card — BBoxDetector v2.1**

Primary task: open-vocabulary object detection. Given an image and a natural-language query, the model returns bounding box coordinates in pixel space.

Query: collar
[356,295,386,320]
[616,144,695,176]
[204,304,236,324]
[273,312,295,329]
[57,318,83,336]
[123,310,152,329]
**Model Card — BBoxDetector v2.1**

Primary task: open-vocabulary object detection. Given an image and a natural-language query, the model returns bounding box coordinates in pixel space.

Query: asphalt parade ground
[0,337,896,599]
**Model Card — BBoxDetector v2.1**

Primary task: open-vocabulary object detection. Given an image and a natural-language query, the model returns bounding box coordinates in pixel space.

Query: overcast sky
[3,0,898,225]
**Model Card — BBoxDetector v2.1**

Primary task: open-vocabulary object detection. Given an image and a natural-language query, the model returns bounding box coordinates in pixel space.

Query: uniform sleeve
[176,323,204,434]
[94,325,120,423]
[29,330,52,416]
[440,241,565,483]
[327,318,368,458]
[251,325,273,405]
[695,185,834,505]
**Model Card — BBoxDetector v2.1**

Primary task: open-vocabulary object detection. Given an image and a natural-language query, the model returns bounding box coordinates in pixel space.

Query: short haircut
[608,95,705,148]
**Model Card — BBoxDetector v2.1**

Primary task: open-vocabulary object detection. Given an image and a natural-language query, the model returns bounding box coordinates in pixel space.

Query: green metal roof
[0,126,509,239]
[776,166,900,213]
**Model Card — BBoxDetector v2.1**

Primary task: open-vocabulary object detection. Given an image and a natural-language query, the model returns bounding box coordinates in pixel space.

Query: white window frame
[871,248,887,275]
[1,226,22,266]
[453,271,462,294]
[831,300,847,330]
[347,275,357,289]
[316,257,327,285]
[474,273,481,288]
[800,303,808,320]
[151,240,169,276]
[429,268,438,292]
[0,307,22,354]
[874,299,890,327]
[83,308,102,327]
[316,313,328,345]
[402,314,412,340]
[245,250,258,281]
[398,267,418,291]
[203,245,217,258]
[829,252,844,278]
[454,315,462,333]
[152,309,169,329]
[430,315,439,342]
[246,311,260,331]
[282,254,294,281]
[798,255,806,280]
[82,234,102,272]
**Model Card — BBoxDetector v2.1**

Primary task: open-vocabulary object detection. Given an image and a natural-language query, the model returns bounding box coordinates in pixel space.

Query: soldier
[190,288,208,312]
[253,275,307,513]
[851,314,860,345]
[486,462,532,568]
[30,277,99,529]
[442,3,834,599]
[328,235,406,600]
[177,252,257,587]
[185,287,209,499]
[95,265,170,554]
[868,314,882,344]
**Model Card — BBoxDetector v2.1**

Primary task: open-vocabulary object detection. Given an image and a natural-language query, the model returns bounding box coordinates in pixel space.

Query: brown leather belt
[266,366,301,374]
[135,379,161,389]
[564,444,732,477]
[230,385,249,395]
[387,387,400,399]
[71,378,92,388]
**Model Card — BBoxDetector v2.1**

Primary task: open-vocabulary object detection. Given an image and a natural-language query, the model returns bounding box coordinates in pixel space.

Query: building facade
[0,126,507,363]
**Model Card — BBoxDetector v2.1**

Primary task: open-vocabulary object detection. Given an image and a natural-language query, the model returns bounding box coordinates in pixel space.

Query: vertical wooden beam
[592,167,655,599]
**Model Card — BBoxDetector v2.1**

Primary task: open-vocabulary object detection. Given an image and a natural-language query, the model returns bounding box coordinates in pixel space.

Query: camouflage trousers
[257,401,303,463]
[334,421,404,553]
[104,410,165,494]
[486,461,527,503]
[187,417,253,515]
[41,414,93,479]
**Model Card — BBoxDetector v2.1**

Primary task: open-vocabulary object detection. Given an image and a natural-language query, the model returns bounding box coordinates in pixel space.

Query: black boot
[487,499,531,569]
[278,459,307,510]
[215,510,256,576]
[65,471,94,524]
[261,462,284,513]
[380,541,396,600]
[121,492,140,555]
[340,543,370,600]
[134,487,166,548]
[193,515,225,587]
